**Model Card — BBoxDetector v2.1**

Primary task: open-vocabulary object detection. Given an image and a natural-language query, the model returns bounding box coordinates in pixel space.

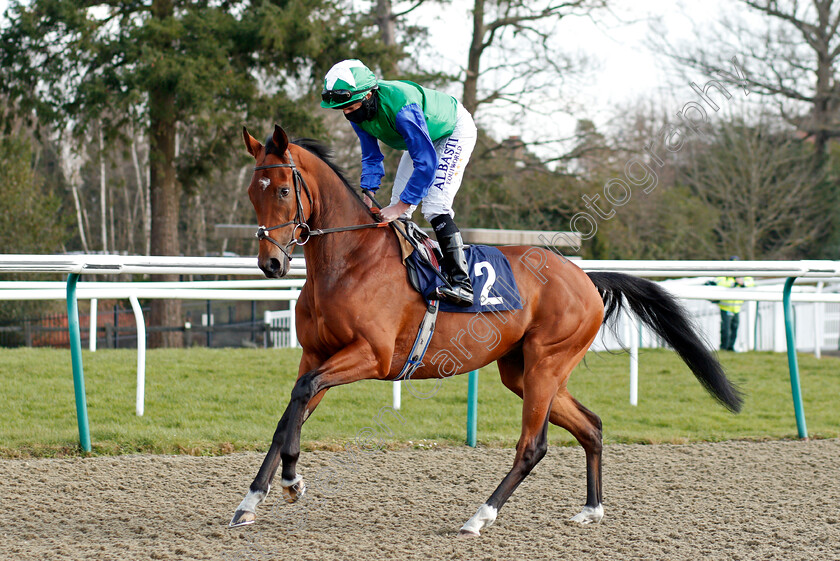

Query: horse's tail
[587,272,743,413]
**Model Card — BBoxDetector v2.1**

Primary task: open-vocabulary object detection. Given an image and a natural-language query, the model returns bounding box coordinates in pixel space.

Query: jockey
[320,59,477,307]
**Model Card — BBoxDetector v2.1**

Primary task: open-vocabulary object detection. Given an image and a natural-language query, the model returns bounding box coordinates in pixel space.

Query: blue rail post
[782,277,808,439]
[466,369,479,447]
[66,273,92,452]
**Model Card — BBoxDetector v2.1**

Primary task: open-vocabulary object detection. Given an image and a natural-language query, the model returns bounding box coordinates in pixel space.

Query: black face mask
[343,92,378,123]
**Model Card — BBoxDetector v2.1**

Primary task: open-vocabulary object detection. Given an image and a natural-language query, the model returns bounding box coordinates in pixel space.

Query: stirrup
[436,285,474,307]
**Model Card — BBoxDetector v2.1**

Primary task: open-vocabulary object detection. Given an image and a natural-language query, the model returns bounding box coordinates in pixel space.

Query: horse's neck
[301,165,394,278]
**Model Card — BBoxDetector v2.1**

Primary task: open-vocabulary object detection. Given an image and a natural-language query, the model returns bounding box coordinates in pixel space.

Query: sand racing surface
[1,439,838,560]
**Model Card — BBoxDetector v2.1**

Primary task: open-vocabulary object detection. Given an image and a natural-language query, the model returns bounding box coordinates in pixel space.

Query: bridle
[253,149,389,261]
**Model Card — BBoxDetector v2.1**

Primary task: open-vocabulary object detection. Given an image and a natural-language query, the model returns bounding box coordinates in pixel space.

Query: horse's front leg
[230,342,381,527]
[229,353,325,527]
[277,341,382,503]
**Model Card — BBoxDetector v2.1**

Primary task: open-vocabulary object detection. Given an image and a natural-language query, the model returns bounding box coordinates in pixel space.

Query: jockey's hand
[379,201,411,223]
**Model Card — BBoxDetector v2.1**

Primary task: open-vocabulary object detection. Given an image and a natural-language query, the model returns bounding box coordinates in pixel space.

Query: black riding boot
[430,214,474,307]
[437,232,474,306]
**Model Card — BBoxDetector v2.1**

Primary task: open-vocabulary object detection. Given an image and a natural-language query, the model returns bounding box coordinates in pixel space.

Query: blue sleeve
[351,122,385,191]
[394,104,438,205]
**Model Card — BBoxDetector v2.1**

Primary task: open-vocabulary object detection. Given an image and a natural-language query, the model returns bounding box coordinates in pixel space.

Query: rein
[254,150,389,260]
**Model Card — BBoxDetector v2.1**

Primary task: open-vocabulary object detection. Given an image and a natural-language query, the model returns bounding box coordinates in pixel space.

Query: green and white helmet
[320,60,378,109]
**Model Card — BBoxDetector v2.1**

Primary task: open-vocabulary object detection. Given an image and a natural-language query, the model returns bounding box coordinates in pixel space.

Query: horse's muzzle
[259,255,289,278]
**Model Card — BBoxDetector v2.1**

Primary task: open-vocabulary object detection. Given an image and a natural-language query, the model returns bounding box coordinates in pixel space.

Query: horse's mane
[294,138,353,189]
[264,133,353,189]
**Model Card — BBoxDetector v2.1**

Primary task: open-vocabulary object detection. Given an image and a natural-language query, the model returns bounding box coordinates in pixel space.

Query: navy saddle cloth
[407,244,523,313]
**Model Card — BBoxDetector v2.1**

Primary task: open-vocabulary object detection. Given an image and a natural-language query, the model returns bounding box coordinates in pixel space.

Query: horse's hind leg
[495,350,604,526]
[550,391,604,524]
[459,356,561,537]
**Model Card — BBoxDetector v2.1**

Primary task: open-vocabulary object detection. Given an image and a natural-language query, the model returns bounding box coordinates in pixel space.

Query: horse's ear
[272,124,289,154]
[243,126,262,158]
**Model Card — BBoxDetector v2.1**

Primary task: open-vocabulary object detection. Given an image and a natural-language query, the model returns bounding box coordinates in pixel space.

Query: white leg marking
[229,487,269,526]
[238,488,269,513]
[459,504,497,536]
[569,504,604,524]
[280,474,303,488]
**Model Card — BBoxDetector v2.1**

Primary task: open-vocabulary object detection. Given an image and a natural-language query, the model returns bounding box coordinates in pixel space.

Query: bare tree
[681,117,827,259]
[462,0,607,116]
[658,0,840,159]
[98,125,108,253]
[60,143,91,253]
[372,0,444,79]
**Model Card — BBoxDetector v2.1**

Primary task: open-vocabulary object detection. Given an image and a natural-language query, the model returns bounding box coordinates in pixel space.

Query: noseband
[254,150,390,262]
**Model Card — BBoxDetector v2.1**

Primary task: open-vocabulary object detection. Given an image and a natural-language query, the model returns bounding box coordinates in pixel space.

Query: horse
[229,124,743,536]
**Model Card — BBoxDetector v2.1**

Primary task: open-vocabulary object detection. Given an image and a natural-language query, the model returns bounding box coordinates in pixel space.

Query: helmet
[320,60,378,109]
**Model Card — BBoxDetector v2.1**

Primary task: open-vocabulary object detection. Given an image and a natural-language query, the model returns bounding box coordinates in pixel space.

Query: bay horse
[230,124,742,536]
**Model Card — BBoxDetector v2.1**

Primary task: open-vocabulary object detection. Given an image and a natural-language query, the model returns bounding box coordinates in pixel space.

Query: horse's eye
[279,187,291,198]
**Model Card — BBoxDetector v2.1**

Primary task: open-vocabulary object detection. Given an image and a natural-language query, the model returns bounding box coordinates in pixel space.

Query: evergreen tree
[0,136,67,254]
[0,0,398,346]
[0,135,70,328]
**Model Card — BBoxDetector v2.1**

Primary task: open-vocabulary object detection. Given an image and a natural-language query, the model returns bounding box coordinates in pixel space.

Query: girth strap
[395,299,440,381]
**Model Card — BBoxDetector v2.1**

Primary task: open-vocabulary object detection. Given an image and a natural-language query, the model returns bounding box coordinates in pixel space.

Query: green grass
[0,347,838,457]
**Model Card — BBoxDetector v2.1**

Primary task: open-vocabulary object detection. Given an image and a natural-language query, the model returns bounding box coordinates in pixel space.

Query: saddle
[390,219,444,294]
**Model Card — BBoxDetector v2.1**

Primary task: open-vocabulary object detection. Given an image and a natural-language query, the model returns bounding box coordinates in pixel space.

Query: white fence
[264,308,298,348]
[591,279,840,355]
[4,254,840,449]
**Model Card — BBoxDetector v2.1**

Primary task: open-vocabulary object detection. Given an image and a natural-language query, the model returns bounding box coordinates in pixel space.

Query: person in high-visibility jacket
[711,275,755,351]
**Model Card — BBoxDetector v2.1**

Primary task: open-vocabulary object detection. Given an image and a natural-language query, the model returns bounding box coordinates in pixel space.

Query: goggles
[321,89,354,105]
[320,86,376,107]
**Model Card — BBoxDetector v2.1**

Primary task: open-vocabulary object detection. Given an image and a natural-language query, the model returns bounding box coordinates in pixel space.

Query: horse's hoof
[569,504,604,525]
[229,509,256,527]
[459,503,496,536]
[229,488,268,527]
[458,529,481,538]
[281,475,306,503]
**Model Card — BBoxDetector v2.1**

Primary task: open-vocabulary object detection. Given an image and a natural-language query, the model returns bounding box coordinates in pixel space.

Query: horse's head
[243,124,312,278]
